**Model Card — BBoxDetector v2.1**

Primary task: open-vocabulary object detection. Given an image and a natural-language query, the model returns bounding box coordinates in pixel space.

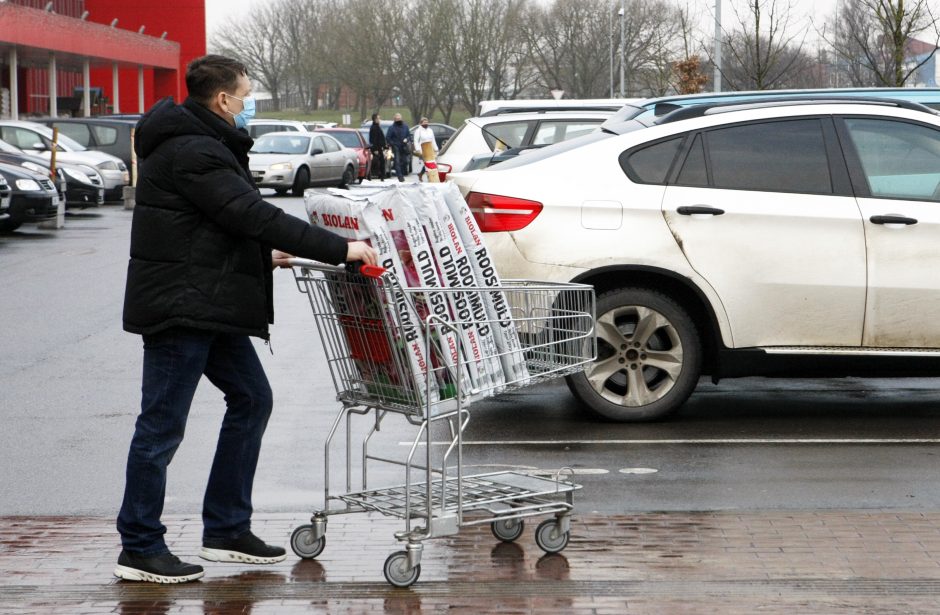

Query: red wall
[84,0,205,112]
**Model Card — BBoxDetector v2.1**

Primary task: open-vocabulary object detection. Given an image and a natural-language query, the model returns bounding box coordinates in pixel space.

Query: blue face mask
[225,93,256,129]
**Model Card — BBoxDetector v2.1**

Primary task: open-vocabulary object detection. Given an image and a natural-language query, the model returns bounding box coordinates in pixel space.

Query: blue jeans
[392,145,409,180]
[117,327,273,555]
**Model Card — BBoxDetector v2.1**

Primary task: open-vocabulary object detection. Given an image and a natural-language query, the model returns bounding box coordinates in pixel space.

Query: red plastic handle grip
[359,264,386,278]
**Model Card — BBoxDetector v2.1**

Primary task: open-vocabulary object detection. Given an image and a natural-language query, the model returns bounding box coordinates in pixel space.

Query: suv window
[705,119,832,194]
[622,137,683,184]
[54,123,91,146]
[91,124,119,146]
[482,121,532,151]
[532,120,601,146]
[843,118,940,200]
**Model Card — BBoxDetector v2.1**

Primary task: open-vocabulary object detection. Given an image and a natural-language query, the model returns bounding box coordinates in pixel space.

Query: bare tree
[634,1,697,96]
[523,0,611,98]
[326,0,403,121]
[210,4,289,110]
[444,0,531,113]
[825,0,940,86]
[280,0,330,113]
[719,0,810,90]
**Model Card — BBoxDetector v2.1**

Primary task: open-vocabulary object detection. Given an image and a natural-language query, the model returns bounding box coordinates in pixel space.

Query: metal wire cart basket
[288,259,596,587]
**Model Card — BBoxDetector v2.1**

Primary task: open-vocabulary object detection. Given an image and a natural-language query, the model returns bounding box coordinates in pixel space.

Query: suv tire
[567,287,701,421]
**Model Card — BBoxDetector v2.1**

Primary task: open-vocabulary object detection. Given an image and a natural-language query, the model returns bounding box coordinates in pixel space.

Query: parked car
[0,175,10,225]
[437,110,615,174]
[449,98,940,422]
[476,98,640,115]
[0,139,103,209]
[315,128,371,183]
[0,162,60,232]
[0,120,128,201]
[248,131,358,195]
[34,117,137,171]
[303,121,337,131]
[247,119,307,139]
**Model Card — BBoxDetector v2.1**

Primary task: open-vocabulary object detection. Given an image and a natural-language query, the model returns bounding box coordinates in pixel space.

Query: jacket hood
[135,97,253,160]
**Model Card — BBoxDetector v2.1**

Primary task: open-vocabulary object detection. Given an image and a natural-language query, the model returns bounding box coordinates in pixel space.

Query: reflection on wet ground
[5,511,940,614]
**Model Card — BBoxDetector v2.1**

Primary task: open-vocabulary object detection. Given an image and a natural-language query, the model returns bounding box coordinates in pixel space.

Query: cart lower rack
[289,259,595,587]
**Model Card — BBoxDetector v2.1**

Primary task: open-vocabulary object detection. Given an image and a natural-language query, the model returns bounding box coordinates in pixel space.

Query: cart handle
[288,258,386,279]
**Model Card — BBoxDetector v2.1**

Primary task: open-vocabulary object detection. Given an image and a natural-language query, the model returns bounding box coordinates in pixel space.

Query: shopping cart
[288,259,595,587]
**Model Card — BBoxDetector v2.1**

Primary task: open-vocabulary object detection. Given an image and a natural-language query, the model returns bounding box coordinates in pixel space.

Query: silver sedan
[248,131,359,196]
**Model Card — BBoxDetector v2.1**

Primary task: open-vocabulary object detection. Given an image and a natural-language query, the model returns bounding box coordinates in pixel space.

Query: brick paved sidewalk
[2,510,940,614]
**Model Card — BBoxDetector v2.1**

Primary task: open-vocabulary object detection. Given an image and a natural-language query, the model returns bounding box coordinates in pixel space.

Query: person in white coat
[413,117,438,182]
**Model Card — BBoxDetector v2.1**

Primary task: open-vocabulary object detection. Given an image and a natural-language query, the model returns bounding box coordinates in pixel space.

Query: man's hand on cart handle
[272,249,293,269]
[273,242,376,270]
[346,241,378,266]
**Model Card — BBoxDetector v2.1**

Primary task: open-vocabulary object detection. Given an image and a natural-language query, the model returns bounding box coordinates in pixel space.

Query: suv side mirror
[31,142,48,151]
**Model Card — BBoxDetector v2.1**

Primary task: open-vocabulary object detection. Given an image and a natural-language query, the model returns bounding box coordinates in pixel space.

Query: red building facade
[0,0,206,117]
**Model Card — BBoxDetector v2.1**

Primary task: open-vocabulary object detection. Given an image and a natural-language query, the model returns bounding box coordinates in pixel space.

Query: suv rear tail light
[466,192,543,232]
[437,163,452,182]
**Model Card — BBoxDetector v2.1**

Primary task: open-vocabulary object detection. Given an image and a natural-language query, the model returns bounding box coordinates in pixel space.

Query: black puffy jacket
[123,97,348,339]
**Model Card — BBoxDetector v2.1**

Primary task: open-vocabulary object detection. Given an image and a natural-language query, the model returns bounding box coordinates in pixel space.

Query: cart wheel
[383,550,421,588]
[491,517,525,542]
[535,519,569,554]
[290,525,326,559]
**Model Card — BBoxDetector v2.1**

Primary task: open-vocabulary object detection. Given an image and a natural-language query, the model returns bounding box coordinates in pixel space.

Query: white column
[48,53,57,117]
[82,59,91,117]
[8,48,17,120]
[112,62,120,114]
[138,65,144,113]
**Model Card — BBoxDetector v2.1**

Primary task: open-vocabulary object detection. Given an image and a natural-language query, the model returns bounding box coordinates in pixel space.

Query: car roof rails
[654,96,937,125]
[480,105,622,117]
[661,96,936,123]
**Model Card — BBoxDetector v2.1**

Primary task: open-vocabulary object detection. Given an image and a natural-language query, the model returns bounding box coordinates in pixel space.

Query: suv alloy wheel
[566,287,702,421]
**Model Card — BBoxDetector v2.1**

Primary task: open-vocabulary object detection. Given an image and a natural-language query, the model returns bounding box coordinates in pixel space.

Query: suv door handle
[870,214,918,226]
[677,206,725,216]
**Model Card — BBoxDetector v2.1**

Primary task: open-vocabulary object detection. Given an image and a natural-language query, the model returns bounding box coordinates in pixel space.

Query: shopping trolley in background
[288,259,595,587]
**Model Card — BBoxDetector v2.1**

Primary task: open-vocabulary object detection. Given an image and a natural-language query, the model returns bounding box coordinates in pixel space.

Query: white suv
[450,99,940,421]
[437,108,617,175]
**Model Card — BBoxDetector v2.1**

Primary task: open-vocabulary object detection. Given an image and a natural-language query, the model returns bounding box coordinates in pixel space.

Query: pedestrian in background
[116,54,376,584]
[368,113,387,180]
[386,113,411,182]
[413,117,438,182]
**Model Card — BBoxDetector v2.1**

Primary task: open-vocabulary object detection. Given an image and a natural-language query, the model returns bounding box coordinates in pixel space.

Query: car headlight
[96,161,119,171]
[63,167,94,185]
[15,179,41,191]
[269,162,293,171]
[21,161,48,175]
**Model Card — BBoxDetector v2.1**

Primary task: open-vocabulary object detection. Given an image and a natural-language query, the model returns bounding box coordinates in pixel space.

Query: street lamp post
[609,1,614,98]
[619,0,625,97]
[714,0,722,93]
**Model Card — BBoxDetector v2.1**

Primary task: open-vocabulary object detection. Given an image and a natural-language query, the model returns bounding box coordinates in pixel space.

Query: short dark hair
[185,55,248,104]
[371,113,379,121]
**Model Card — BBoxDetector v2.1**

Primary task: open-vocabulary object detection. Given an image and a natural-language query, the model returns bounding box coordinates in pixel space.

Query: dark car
[0,175,11,225]
[34,117,137,171]
[0,140,103,209]
[0,162,60,232]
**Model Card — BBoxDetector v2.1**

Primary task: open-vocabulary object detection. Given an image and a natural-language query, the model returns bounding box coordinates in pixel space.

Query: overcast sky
[205,0,845,50]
